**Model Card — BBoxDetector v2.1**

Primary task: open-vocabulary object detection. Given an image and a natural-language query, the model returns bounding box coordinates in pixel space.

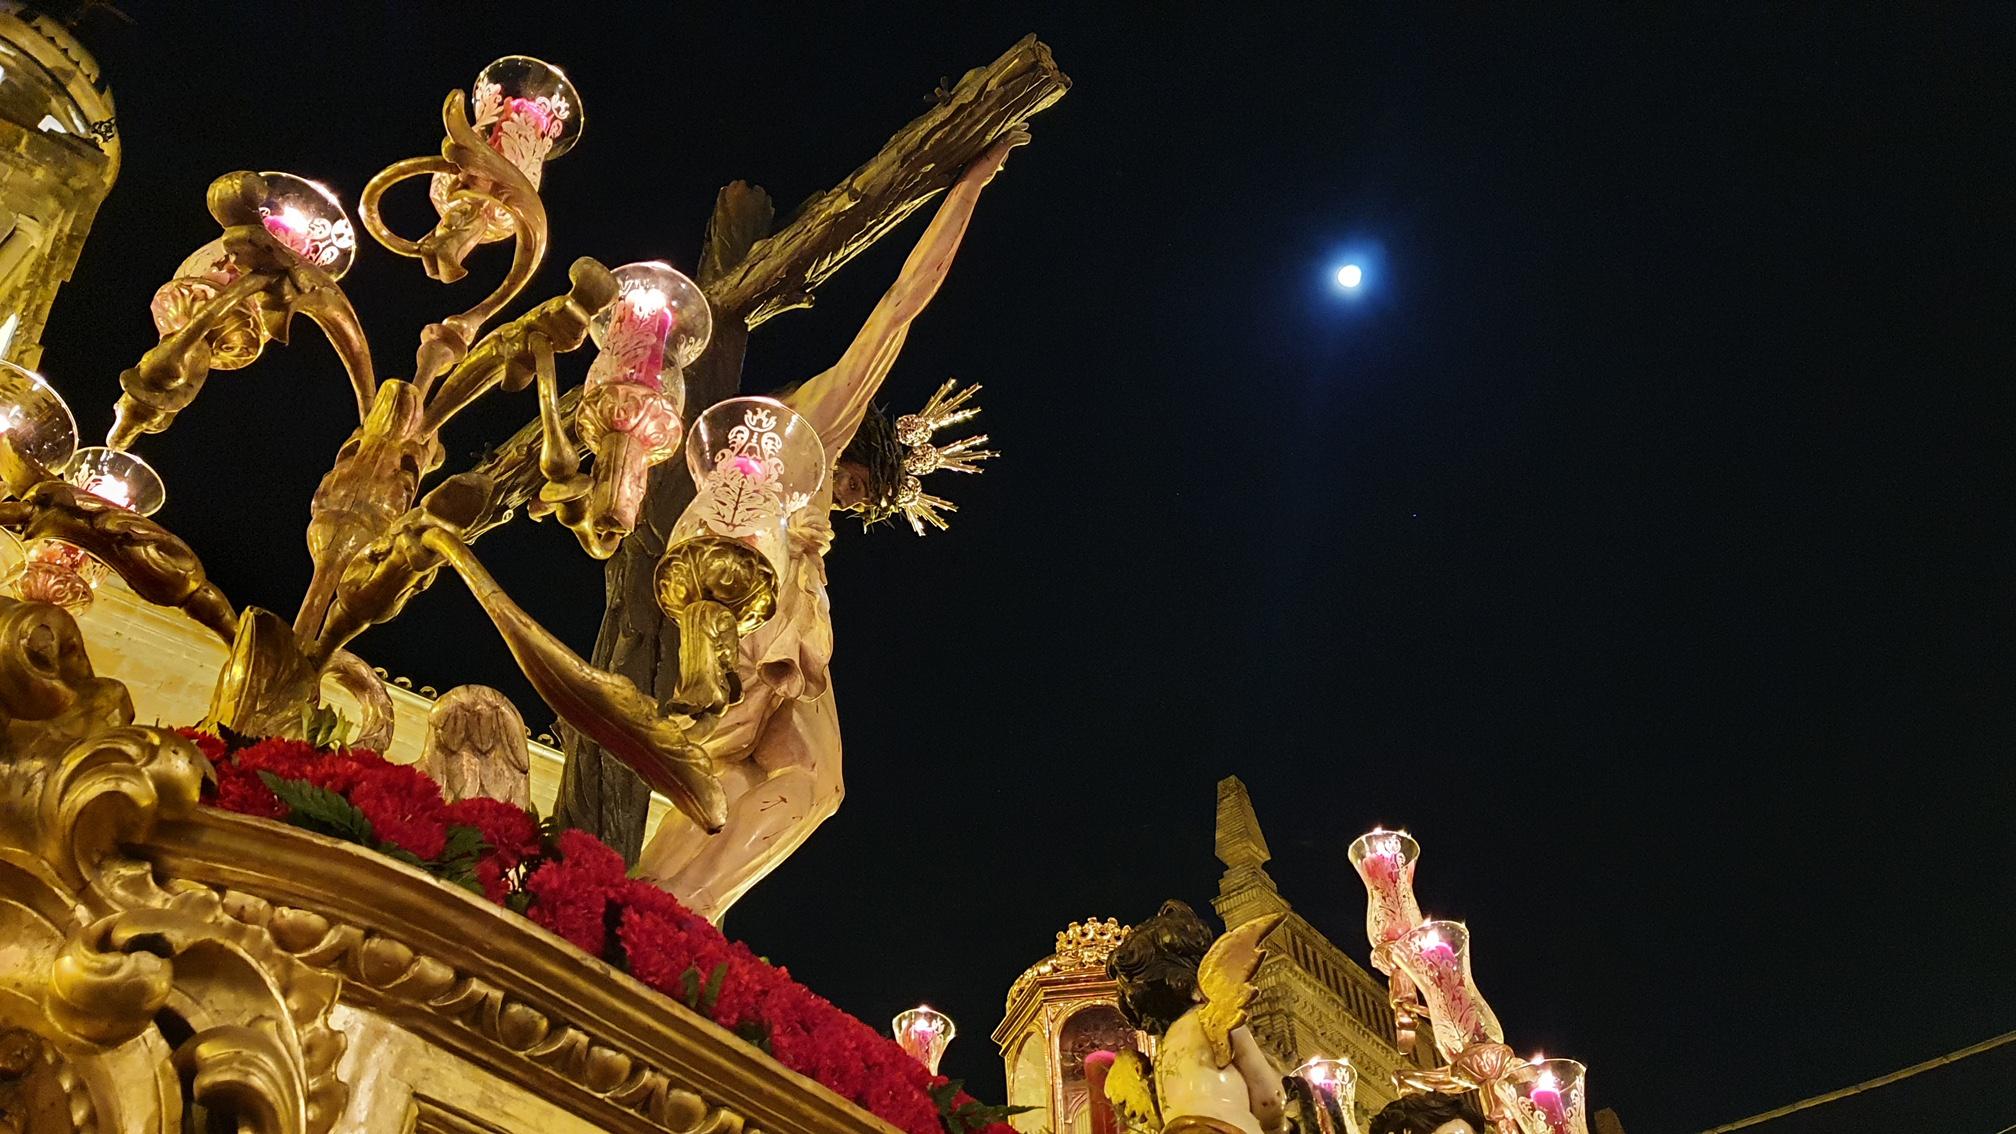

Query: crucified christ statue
[634,131,1026,920]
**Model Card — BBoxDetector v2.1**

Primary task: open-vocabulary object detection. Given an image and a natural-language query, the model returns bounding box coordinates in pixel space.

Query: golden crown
[1054,917,1130,969]
[890,378,997,535]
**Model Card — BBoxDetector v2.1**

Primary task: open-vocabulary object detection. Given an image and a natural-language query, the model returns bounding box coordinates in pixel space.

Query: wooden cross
[465,36,1067,856]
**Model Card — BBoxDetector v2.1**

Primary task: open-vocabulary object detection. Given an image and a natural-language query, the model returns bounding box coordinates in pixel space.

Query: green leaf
[679,965,702,1009]
[440,824,488,863]
[733,1018,772,1054]
[506,891,532,914]
[698,962,727,1018]
[299,703,356,751]
[257,772,375,845]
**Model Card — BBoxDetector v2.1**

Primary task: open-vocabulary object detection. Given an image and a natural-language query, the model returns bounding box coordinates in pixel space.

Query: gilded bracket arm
[418,256,616,436]
[417,527,728,832]
[360,93,551,390]
[0,440,238,644]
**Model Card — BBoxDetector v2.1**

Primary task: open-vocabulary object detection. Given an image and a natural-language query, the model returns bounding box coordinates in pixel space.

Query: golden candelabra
[0,56,838,835]
[1346,828,1594,1134]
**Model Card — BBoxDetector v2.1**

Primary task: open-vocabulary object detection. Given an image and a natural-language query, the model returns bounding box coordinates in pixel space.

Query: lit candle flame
[84,475,132,508]
[628,286,669,317]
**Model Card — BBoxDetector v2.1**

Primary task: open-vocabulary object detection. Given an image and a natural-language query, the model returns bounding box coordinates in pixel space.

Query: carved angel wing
[1195,912,1286,1068]
[420,684,532,807]
[1105,1046,1161,1134]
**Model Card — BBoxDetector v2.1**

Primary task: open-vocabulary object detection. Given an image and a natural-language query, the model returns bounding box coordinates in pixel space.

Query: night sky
[40,5,2015,1132]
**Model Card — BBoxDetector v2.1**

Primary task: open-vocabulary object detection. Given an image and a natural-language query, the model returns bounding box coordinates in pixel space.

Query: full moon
[1335,263,1364,288]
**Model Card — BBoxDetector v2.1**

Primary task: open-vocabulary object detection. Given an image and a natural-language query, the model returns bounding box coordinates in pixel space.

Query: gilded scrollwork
[0,440,237,646]
[0,596,348,1134]
[214,890,751,1134]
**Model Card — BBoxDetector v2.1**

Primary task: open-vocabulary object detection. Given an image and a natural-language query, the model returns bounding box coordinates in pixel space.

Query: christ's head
[831,405,905,521]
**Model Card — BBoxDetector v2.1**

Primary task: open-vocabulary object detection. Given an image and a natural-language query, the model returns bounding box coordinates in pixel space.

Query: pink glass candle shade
[576,262,715,534]
[1347,828,1423,970]
[892,1006,955,1076]
[431,56,583,243]
[1292,1057,1362,1134]
[1389,921,1503,1063]
[1507,1059,1588,1134]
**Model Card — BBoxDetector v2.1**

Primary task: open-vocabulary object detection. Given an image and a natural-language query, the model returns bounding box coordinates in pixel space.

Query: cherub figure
[635,130,1023,919]
[1104,901,1289,1134]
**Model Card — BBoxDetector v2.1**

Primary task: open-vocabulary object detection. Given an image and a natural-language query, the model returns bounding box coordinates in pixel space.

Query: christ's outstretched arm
[784,130,1028,458]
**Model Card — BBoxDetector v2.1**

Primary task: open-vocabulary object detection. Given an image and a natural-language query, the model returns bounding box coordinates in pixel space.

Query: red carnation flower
[347,761,448,860]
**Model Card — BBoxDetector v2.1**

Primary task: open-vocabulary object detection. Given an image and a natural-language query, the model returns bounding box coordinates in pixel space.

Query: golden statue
[634,129,1023,920]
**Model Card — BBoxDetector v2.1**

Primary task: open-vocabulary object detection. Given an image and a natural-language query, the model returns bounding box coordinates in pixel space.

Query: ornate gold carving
[360,92,548,371]
[142,810,899,1134]
[1054,919,1129,972]
[1005,918,1132,1013]
[0,595,350,1134]
[418,686,531,807]
[651,537,778,715]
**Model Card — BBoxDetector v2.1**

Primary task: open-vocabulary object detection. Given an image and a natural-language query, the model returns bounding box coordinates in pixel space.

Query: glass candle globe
[589,261,713,372]
[892,1006,956,1076]
[66,447,166,516]
[252,172,357,277]
[575,263,712,535]
[673,396,827,574]
[1506,1059,1589,1134]
[473,55,584,168]
[1347,827,1423,968]
[1388,921,1503,1063]
[0,361,79,471]
[153,173,356,353]
[1292,1057,1362,1134]
[431,55,583,243]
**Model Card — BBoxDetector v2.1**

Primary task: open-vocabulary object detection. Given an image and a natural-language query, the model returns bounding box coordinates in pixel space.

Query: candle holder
[430,55,583,244]
[150,171,357,367]
[1292,1057,1363,1134]
[576,261,712,537]
[0,361,80,470]
[1349,827,1430,1053]
[892,1005,955,1076]
[1347,828,1423,962]
[16,447,166,612]
[1387,921,1503,1064]
[655,397,826,712]
[1504,1059,1588,1134]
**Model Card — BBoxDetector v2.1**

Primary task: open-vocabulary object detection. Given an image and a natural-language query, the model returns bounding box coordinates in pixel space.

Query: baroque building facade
[994,777,1421,1134]
[1211,775,1421,1126]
